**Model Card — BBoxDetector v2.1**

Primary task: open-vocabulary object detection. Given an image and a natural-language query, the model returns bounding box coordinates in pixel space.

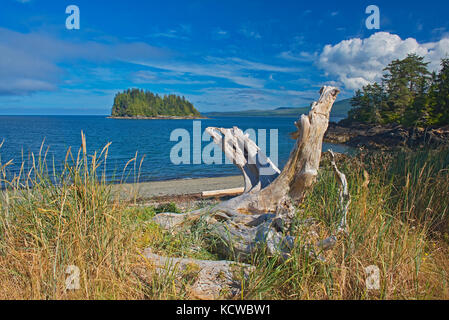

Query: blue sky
[0,0,448,115]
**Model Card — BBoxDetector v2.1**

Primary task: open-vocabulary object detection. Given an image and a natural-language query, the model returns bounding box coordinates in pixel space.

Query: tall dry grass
[0,134,448,300]
[241,147,449,299]
[0,133,145,299]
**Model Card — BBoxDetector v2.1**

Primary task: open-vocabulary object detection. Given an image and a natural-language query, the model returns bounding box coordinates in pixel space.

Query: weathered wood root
[146,86,349,277]
[152,210,204,230]
[329,149,350,234]
[139,248,254,300]
[213,86,341,221]
[205,126,280,193]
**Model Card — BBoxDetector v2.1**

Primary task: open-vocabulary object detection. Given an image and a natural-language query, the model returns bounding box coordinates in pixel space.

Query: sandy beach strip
[113,175,244,200]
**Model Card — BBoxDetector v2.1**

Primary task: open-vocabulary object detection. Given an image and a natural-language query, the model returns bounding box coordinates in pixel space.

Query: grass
[0,135,448,300]
[242,147,449,299]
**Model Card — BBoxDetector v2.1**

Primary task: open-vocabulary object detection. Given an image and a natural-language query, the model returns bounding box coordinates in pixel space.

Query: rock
[324,122,449,150]
[139,248,254,300]
[152,212,187,230]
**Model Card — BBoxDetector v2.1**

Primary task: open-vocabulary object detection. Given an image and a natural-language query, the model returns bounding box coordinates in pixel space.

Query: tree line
[111,89,201,117]
[346,54,449,127]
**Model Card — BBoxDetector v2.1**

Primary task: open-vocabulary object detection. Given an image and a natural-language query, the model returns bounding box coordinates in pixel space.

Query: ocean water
[0,116,351,184]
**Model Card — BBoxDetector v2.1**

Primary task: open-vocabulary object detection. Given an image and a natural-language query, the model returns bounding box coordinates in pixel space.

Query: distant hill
[111,89,202,118]
[204,98,352,118]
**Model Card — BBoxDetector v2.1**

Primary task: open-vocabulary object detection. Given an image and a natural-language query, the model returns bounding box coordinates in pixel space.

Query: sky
[0,0,449,115]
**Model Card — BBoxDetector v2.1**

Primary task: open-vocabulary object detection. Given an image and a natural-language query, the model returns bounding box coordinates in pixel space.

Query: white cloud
[278,51,317,62]
[132,70,215,85]
[239,24,261,39]
[212,28,229,40]
[131,56,301,89]
[189,87,318,112]
[132,59,266,88]
[216,57,302,73]
[277,35,317,62]
[0,26,303,96]
[318,32,449,90]
[148,24,192,40]
[0,28,168,95]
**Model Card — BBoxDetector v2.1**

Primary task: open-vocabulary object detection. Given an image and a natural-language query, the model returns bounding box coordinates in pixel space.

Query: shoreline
[324,122,449,149]
[108,115,207,120]
[112,175,244,200]
[110,150,348,201]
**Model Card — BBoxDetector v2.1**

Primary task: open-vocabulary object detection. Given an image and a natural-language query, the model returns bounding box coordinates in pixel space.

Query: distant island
[204,99,352,118]
[110,89,204,119]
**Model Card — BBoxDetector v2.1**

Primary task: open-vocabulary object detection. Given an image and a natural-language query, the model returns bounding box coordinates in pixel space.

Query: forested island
[325,54,449,149]
[110,89,203,119]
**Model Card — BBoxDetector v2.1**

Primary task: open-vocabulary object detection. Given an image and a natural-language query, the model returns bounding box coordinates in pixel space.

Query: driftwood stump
[146,86,350,298]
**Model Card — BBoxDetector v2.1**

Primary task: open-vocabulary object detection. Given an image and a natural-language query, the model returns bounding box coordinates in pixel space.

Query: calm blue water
[0,116,350,184]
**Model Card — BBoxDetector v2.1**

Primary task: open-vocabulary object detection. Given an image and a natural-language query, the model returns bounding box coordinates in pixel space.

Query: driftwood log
[139,248,254,300]
[146,86,350,298]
